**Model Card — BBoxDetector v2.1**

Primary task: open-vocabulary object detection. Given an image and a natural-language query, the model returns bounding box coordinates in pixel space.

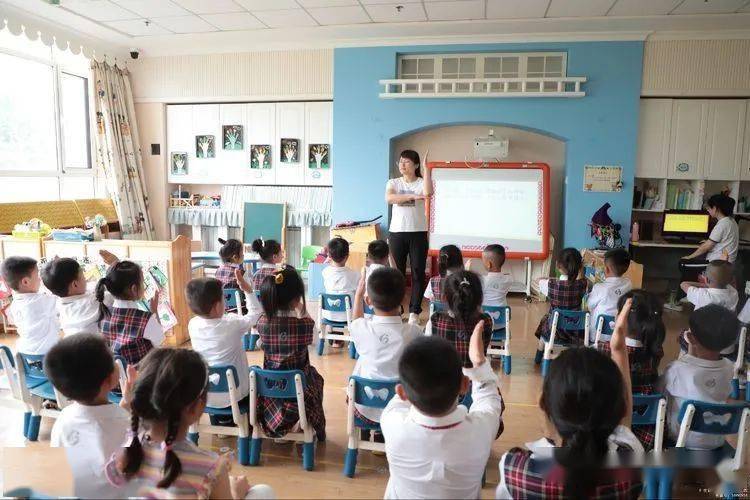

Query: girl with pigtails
[423,244,464,305]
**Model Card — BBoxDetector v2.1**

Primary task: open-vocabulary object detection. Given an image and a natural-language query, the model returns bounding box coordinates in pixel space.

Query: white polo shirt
[350,316,422,422]
[707,216,739,262]
[321,265,360,323]
[9,292,60,354]
[58,292,114,337]
[387,177,427,233]
[686,285,738,312]
[51,402,129,499]
[364,263,386,298]
[587,276,632,338]
[381,361,503,499]
[482,272,514,308]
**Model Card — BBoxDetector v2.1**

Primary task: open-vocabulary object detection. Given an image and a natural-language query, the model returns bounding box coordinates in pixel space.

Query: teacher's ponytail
[400,150,421,178]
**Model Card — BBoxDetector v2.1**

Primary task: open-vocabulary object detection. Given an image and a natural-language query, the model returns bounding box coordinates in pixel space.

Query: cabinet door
[636,99,672,178]
[246,103,276,185]
[192,104,220,182]
[166,105,193,183]
[304,101,332,186]
[217,103,247,183]
[668,100,708,180]
[743,100,750,181]
[704,100,746,180]
[275,102,305,186]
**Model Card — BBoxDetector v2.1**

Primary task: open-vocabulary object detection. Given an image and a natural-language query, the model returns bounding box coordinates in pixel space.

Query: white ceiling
[30,0,750,36]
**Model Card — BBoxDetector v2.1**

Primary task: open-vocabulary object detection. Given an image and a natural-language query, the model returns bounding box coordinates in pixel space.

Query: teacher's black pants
[389,231,429,314]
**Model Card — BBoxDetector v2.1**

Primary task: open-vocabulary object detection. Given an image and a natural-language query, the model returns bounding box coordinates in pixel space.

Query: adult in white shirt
[386,150,433,325]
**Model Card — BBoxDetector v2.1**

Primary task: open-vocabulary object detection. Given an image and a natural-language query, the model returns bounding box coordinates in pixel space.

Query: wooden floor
[0,294,744,498]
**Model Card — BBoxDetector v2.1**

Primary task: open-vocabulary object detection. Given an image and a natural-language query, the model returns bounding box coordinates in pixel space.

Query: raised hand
[119,364,138,410]
[149,290,160,316]
[229,476,250,500]
[236,268,253,294]
[469,319,487,368]
[99,249,119,266]
[610,298,632,354]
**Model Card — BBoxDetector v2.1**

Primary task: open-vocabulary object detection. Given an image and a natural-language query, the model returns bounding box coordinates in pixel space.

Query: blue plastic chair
[248,366,316,470]
[363,303,374,317]
[343,376,398,477]
[429,300,446,315]
[534,309,590,377]
[15,352,64,441]
[593,313,616,346]
[482,305,512,375]
[106,356,128,405]
[632,394,667,499]
[224,288,242,313]
[3,488,54,499]
[729,327,746,400]
[317,293,356,358]
[188,365,251,465]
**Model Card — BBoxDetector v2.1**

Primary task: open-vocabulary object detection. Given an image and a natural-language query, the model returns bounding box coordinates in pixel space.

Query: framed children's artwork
[222,125,243,150]
[170,152,188,175]
[280,138,299,164]
[250,145,272,169]
[195,135,215,158]
[308,144,330,169]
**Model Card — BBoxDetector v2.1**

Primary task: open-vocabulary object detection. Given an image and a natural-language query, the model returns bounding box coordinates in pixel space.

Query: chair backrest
[223,288,241,309]
[632,394,667,426]
[349,376,398,409]
[0,345,15,368]
[250,366,306,399]
[596,314,615,337]
[207,364,240,393]
[363,303,374,316]
[430,301,446,314]
[319,293,351,313]
[677,400,749,436]
[550,309,588,331]
[482,305,511,330]
[17,352,47,383]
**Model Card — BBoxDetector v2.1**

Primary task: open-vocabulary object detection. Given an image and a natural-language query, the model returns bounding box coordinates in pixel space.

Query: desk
[191,251,261,274]
[631,240,699,249]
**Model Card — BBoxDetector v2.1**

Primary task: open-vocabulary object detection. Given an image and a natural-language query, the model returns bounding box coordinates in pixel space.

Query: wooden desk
[631,240,699,249]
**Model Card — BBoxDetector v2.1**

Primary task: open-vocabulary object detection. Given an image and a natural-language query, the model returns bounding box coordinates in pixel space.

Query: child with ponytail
[105,348,274,499]
[256,266,326,441]
[497,300,644,499]
[250,238,284,290]
[96,261,163,365]
[424,244,463,305]
[215,238,245,289]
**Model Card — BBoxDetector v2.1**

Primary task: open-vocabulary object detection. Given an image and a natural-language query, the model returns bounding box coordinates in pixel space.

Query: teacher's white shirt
[387,177,427,233]
[706,216,738,263]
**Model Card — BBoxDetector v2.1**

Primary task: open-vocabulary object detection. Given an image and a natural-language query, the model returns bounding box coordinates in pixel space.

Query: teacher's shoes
[408,313,420,326]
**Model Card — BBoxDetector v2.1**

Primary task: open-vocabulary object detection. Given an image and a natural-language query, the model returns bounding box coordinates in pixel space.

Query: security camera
[130,48,140,59]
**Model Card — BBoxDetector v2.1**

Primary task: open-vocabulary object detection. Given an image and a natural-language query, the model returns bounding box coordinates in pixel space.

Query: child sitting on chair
[658,304,739,449]
[215,238,245,289]
[364,239,390,297]
[381,323,503,498]
[321,237,360,330]
[256,266,326,441]
[587,248,632,337]
[680,259,738,312]
[250,238,284,290]
[46,334,132,499]
[1,256,59,354]
[424,244,463,307]
[42,250,119,337]
[480,244,512,308]
[535,248,588,344]
[349,267,422,425]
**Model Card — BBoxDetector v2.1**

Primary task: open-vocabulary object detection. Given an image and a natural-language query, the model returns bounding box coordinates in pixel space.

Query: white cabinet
[668,100,708,180]
[166,105,193,183]
[217,104,247,182]
[275,102,306,186]
[246,103,276,185]
[304,101,333,186]
[636,99,672,178]
[743,103,750,181]
[704,100,747,180]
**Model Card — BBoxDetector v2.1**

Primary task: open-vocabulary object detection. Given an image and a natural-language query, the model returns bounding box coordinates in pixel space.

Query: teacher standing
[386,150,433,325]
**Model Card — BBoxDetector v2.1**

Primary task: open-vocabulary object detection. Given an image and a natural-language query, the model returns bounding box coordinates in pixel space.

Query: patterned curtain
[91,61,154,240]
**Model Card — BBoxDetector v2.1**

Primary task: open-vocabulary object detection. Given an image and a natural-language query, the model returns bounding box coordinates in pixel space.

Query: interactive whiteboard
[427,162,550,260]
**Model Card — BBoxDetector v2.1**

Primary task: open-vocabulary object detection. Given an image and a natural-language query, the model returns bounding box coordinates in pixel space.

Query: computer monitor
[662,210,710,239]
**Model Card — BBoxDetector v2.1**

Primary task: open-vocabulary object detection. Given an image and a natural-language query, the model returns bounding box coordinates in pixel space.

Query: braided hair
[438,244,463,278]
[443,270,484,332]
[96,261,143,321]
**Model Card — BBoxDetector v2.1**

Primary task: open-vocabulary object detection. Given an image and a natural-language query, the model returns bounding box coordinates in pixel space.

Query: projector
[473,129,508,161]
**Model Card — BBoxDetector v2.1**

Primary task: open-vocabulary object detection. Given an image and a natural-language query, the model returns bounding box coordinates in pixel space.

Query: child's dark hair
[400,149,422,178]
[707,193,735,217]
[0,256,37,291]
[557,247,583,279]
[45,334,115,403]
[259,265,306,318]
[367,239,389,262]
[251,238,282,263]
[604,248,631,276]
[438,244,463,277]
[689,304,739,352]
[185,278,224,317]
[218,238,243,263]
[617,290,665,360]
[327,237,350,264]
[118,348,208,489]
[41,257,81,298]
[398,336,462,415]
[368,267,405,311]
[541,348,626,499]
[95,261,143,321]
[443,270,483,328]
[483,244,506,269]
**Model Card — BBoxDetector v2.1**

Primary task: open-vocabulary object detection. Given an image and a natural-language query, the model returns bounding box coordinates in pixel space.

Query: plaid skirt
[534,312,581,345]
[257,365,326,441]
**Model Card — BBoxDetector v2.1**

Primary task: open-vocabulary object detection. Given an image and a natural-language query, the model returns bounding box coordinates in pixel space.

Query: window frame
[397,52,568,81]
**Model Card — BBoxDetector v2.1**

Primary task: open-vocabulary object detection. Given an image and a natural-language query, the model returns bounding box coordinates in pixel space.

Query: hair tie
[161,441,173,452]
[274,272,284,285]
[459,278,470,287]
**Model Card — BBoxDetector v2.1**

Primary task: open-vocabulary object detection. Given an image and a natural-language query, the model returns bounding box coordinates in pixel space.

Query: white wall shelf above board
[379,77,586,99]
[166,102,332,187]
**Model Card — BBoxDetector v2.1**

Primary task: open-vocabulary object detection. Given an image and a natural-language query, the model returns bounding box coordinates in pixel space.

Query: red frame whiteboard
[425,161,551,260]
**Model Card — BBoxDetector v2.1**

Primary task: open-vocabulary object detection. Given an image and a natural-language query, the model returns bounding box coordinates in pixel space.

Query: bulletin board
[426,162,550,260]
[242,202,286,249]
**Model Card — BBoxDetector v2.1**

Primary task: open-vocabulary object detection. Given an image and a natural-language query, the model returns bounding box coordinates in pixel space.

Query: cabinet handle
[676,163,689,173]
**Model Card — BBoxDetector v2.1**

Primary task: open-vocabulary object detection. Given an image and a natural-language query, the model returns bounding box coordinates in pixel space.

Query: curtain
[91,61,154,240]
[221,185,332,227]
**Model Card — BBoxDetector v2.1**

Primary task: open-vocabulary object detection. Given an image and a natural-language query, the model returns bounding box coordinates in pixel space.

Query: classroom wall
[332,41,644,249]
[135,102,169,240]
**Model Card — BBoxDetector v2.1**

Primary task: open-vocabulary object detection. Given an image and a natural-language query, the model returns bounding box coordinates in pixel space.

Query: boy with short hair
[480,244,513,308]
[321,237,360,324]
[587,248,632,338]
[680,259,738,312]
[381,321,504,499]
[658,304,738,449]
[1,256,60,354]
[350,267,422,423]
[46,334,131,499]
[365,239,390,300]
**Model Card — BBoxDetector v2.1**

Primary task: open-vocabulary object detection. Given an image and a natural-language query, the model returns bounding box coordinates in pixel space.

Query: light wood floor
[0,295,743,498]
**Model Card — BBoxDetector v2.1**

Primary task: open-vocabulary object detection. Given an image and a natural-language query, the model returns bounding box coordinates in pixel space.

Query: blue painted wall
[332,42,644,249]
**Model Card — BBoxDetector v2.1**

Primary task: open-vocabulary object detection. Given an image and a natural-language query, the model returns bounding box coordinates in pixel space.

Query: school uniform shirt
[364,263,386,298]
[686,285,738,312]
[9,292,60,354]
[101,299,164,365]
[587,276,632,339]
[51,402,129,499]
[58,289,114,337]
[482,272,513,308]
[387,177,427,233]
[381,361,503,499]
[251,263,278,291]
[658,354,734,450]
[321,265,360,323]
[739,299,750,324]
[214,262,242,289]
[189,311,261,408]
[350,316,422,422]
[706,216,739,263]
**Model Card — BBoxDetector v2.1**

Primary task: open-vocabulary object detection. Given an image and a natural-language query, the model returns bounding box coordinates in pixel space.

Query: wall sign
[583,165,623,192]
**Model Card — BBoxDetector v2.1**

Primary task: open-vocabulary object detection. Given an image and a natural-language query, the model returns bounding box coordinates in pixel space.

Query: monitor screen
[662,211,710,236]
